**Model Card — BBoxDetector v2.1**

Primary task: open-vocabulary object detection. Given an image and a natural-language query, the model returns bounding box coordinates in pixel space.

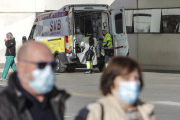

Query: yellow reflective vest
[103,33,113,49]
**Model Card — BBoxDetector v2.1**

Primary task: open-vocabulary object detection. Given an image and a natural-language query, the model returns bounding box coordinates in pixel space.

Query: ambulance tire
[66,66,75,73]
[55,55,65,73]
[98,63,105,72]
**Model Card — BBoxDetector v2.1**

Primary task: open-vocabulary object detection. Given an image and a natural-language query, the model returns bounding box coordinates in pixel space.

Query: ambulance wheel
[98,63,105,72]
[66,66,76,73]
[55,55,65,73]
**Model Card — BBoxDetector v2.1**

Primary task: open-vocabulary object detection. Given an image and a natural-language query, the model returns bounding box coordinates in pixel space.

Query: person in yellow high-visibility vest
[102,30,113,67]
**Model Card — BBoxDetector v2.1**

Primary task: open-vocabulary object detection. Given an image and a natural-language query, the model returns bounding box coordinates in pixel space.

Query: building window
[115,13,123,34]
[133,10,152,33]
[125,10,133,33]
[162,9,180,33]
[150,9,161,33]
[125,9,161,33]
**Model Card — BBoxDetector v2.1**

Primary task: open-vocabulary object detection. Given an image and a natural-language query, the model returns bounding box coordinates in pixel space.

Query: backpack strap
[99,103,104,120]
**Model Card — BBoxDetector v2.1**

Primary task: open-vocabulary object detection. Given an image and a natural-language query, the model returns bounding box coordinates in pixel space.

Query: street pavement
[0,67,180,120]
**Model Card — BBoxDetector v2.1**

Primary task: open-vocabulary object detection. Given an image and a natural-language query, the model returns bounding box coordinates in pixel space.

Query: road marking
[68,92,103,97]
[159,77,180,80]
[152,101,180,107]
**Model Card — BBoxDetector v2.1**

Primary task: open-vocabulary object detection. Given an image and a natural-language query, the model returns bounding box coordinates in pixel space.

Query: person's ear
[17,61,25,75]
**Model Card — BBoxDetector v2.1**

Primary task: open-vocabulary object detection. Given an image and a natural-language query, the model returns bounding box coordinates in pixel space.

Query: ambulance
[26,4,129,73]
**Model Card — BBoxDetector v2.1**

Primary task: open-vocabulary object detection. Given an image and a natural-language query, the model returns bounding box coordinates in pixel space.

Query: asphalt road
[0,69,180,120]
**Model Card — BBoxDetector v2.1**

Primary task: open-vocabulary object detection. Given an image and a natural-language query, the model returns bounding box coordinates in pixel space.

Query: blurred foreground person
[0,32,17,80]
[0,41,70,120]
[75,56,155,120]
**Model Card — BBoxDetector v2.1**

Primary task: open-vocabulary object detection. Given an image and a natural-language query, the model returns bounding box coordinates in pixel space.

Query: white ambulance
[26,4,129,73]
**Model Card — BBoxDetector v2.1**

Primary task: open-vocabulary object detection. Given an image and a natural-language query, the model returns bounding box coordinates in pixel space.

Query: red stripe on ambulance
[115,46,124,49]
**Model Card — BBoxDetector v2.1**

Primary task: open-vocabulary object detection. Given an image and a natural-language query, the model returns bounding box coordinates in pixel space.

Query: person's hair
[89,37,94,45]
[76,25,80,28]
[102,30,107,33]
[6,32,13,39]
[100,56,144,96]
[89,37,93,41]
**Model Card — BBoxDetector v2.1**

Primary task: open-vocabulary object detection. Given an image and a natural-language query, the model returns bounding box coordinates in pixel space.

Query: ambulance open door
[68,7,76,58]
[110,7,129,56]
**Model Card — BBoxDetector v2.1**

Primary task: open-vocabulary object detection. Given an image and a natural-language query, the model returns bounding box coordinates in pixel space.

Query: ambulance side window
[29,25,36,40]
[33,28,36,39]
[115,13,123,34]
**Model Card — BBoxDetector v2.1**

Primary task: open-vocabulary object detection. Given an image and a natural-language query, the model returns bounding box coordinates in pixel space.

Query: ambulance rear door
[68,7,76,58]
[110,7,129,56]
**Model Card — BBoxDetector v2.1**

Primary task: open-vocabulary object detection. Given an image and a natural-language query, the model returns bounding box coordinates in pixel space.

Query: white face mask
[18,66,55,94]
[116,81,140,105]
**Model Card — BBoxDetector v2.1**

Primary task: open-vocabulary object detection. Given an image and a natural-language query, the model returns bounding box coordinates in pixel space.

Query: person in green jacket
[102,30,113,67]
[0,32,17,80]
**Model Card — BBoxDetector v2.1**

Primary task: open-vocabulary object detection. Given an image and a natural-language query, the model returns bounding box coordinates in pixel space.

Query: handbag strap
[99,103,104,120]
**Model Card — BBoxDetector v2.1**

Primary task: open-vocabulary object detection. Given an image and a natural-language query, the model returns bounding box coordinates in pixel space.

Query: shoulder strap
[99,103,104,120]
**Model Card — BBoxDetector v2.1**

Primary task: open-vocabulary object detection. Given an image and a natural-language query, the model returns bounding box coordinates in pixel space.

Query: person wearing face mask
[0,41,70,120]
[101,30,113,68]
[0,32,17,80]
[75,25,85,53]
[75,25,85,44]
[76,26,81,34]
[75,56,155,120]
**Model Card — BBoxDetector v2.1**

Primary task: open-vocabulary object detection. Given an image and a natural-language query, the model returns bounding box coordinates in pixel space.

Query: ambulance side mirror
[22,36,27,44]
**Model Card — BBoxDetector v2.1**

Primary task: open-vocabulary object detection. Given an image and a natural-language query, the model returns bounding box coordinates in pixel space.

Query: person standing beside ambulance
[84,37,95,74]
[0,32,17,80]
[78,34,97,74]
[101,30,113,67]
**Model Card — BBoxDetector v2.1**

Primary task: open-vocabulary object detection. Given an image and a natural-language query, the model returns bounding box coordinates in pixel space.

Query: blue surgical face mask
[19,65,55,94]
[118,81,140,104]
[76,29,80,33]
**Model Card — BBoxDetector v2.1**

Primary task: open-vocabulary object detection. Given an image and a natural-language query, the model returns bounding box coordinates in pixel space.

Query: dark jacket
[0,72,70,120]
[89,37,94,46]
[5,38,16,57]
